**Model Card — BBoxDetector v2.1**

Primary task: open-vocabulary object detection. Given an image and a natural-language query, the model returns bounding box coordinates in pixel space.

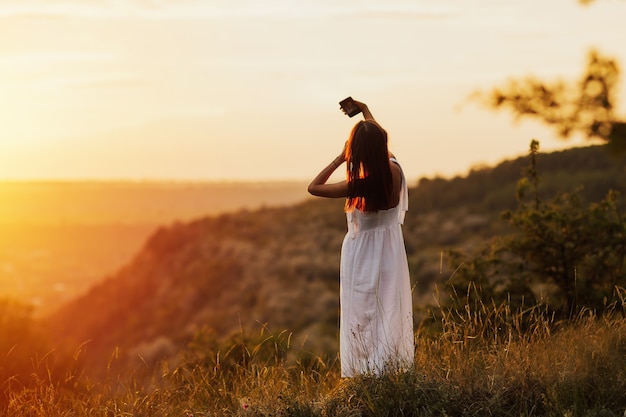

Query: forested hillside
[45,144,626,377]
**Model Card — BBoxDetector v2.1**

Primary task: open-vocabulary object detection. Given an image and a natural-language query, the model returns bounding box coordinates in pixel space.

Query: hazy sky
[1,0,625,182]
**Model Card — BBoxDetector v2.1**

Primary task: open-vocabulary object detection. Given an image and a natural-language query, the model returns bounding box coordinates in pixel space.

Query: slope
[45,144,626,376]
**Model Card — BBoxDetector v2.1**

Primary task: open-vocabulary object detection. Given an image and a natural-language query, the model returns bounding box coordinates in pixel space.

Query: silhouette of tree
[480,51,626,154]
[475,0,626,153]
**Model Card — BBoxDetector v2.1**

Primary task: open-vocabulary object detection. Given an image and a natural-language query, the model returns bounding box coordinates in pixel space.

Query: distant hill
[45,144,626,376]
[0,180,310,226]
[0,181,309,315]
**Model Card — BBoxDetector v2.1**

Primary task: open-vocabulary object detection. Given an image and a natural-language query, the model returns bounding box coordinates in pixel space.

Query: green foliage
[411,144,626,217]
[503,188,626,314]
[448,141,626,316]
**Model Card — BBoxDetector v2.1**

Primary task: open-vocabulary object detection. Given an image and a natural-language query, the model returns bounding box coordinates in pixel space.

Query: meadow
[4,292,626,416]
[2,145,625,416]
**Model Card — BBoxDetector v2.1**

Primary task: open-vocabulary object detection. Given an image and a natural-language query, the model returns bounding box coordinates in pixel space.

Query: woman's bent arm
[307,154,349,198]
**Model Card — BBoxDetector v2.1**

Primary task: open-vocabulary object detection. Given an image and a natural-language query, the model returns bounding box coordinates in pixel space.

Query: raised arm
[352,99,375,121]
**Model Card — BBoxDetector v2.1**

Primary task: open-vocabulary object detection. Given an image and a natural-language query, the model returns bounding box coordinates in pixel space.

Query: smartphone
[339,97,362,118]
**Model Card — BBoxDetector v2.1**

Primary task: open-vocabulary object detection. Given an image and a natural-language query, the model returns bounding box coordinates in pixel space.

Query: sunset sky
[1,0,625,182]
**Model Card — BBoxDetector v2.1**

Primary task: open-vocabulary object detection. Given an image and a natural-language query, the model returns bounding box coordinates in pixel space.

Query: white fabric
[339,158,414,377]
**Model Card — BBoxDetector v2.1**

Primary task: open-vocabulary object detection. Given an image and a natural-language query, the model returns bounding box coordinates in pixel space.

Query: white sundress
[339,158,414,377]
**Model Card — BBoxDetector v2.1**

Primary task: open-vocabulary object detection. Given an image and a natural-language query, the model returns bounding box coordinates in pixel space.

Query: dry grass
[4,295,626,417]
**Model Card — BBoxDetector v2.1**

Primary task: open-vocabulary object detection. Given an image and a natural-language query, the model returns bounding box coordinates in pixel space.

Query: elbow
[308,182,326,197]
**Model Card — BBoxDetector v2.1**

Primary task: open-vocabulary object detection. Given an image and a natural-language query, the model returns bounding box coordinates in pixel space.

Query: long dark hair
[345,120,393,212]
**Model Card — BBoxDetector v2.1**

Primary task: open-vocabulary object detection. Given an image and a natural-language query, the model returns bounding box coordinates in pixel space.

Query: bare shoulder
[390,159,402,183]
[389,160,402,206]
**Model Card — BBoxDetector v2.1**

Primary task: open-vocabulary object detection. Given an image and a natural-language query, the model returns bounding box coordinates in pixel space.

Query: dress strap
[346,211,356,239]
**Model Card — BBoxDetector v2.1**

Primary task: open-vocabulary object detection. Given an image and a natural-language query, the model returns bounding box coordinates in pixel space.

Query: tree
[447,141,626,316]
[479,50,626,154]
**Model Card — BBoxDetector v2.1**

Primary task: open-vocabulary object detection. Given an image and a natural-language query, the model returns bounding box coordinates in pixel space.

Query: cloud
[0,0,460,20]
[0,51,121,84]
[0,1,109,19]
[0,51,116,65]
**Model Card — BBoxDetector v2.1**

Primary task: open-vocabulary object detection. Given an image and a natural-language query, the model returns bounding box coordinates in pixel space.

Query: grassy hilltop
[2,144,626,416]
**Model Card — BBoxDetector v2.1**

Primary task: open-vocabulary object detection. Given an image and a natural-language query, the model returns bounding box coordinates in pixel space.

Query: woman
[308,100,414,377]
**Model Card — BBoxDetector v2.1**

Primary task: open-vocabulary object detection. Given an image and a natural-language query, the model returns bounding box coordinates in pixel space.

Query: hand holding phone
[339,97,362,118]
